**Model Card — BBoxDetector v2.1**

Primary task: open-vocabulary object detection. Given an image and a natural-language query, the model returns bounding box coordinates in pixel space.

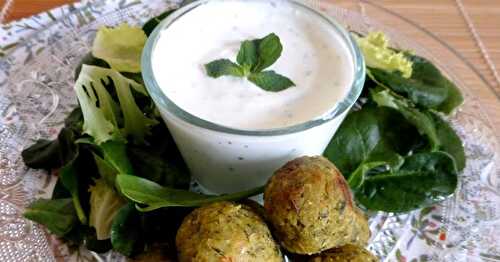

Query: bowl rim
[141,0,366,136]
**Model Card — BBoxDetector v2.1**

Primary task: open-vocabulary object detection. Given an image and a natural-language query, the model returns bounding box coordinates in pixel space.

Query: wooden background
[1,0,499,131]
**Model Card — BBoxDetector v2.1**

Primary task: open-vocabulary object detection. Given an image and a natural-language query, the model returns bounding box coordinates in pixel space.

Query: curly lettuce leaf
[74,65,157,144]
[356,32,413,78]
[92,24,147,73]
[89,178,127,240]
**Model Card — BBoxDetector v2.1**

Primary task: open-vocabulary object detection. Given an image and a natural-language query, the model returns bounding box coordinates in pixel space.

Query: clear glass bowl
[0,0,498,261]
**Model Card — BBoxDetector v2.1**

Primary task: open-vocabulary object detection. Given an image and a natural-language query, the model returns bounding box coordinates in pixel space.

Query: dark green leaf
[324,106,420,176]
[116,175,264,212]
[236,40,258,72]
[111,203,142,256]
[128,146,190,189]
[371,88,440,151]
[98,141,134,175]
[60,162,87,224]
[22,139,61,170]
[24,198,78,236]
[204,59,244,78]
[369,68,448,109]
[64,107,83,133]
[430,112,466,171]
[407,55,464,114]
[22,124,81,170]
[93,153,118,187]
[368,54,464,114]
[51,179,71,199]
[248,70,295,92]
[253,33,283,72]
[82,227,113,253]
[142,9,177,36]
[354,152,458,212]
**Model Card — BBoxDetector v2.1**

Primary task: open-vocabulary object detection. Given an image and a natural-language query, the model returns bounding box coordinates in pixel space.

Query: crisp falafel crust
[176,201,282,262]
[264,156,370,255]
[308,244,378,262]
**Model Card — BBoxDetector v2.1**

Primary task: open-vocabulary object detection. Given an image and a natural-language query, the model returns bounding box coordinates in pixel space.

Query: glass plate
[0,0,498,261]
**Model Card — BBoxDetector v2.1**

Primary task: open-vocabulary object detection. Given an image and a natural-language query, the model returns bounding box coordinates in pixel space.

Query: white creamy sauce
[152,0,354,130]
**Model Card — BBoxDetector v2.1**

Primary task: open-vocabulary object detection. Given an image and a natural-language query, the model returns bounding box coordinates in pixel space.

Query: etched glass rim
[141,0,366,136]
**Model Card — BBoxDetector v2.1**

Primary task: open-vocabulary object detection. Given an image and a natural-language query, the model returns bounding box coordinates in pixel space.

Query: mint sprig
[205,33,295,92]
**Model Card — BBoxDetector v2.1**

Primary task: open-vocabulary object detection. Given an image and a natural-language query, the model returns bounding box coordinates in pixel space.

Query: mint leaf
[205,59,244,78]
[253,33,283,72]
[248,71,295,92]
[236,40,258,74]
[204,33,294,92]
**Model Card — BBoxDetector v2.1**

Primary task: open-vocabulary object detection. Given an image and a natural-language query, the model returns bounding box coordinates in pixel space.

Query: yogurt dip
[143,0,364,193]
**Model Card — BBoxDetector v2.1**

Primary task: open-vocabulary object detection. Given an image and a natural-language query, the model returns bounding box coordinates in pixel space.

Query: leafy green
[369,68,448,109]
[355,32,413,78]
[408,54,464,114]
[116,175,264,212]
[252,33,283,72]
[60,162,88,225]
[22,109,83,170]
[21,139,61,170]
[89,178,127,240]
[352,152,458,212]
[371,88,440,151]
[92,24,147,73]
[142,9,177,36]
[111,203,142,256]
[205,33,294,91]
[74,65,157,144]
[237,40,258,72]
[430,112,466,171]
[248,70,295,92]
[205,59,244,78]
[368,55,464,114]
[324,106,420,175]
[24,198,78,236]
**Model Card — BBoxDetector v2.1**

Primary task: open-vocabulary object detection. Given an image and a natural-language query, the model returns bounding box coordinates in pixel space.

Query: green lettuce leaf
[92,23,147,73]
[355,32,413,78]
[74,65,157,144]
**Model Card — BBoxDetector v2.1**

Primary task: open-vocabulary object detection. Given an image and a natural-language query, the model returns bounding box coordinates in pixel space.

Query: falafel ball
[264,156,370,255]
[308,244,378,262]
[175,201,283,262]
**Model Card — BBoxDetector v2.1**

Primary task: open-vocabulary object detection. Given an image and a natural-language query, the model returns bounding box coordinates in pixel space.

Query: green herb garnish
[205,33,295,92]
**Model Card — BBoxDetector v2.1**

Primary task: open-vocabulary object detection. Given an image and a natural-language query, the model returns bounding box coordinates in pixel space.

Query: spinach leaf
[430,112,466,171]
[371,88,440,150]
[111,203,142,256]
[116,175,264,212]
[369,67,448,109]
[353,151,458,212]
[142,9,177,36]
[368,54,463,114]
[324,106,420,176]
[22,109,83,170]
[407,55,464,114]
[128,146,190,189]
[21,139,61,170]
[24,198,78,236]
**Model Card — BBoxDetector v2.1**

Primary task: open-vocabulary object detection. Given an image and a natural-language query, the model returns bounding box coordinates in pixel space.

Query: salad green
[324,32,465,212]
[21,10,263,257]
[20,9,466,258]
